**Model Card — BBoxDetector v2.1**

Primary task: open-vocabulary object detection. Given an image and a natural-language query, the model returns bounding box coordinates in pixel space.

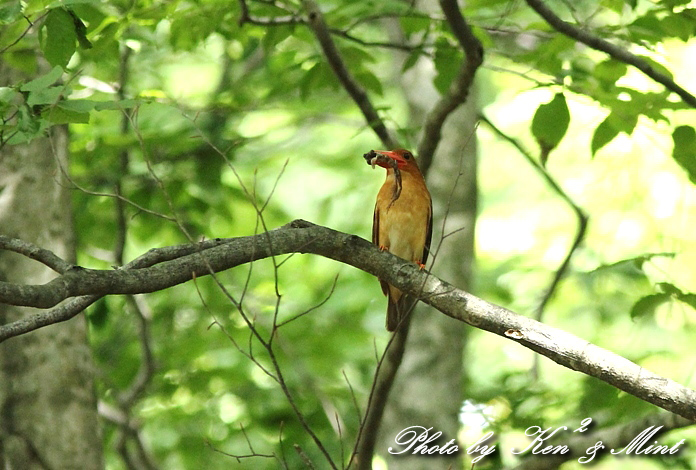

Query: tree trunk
[0,62,104,469]
[375,45,478,469]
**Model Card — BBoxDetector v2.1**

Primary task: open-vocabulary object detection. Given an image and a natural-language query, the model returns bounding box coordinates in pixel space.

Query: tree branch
[524,0,696,109]
[302,0,398,149]
[1,220,695,421]
[0,235,75,274]
[417,0,483,174]
[480,114,589,379]
[353,313,413,469]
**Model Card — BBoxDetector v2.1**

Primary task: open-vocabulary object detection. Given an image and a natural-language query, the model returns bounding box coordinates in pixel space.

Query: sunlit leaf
[590,112,637,156]
[40,8,77,68]
[19,66,63,92]
[630,293,670,319]
[433,39,461,95]
[531,93,570,156]
[593,60,627,88]
[672,125,696,184]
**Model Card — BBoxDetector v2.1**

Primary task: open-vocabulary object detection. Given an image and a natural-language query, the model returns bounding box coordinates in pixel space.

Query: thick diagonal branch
[1,220,695,421]
[525,0,696,109]
[417,0,483,174]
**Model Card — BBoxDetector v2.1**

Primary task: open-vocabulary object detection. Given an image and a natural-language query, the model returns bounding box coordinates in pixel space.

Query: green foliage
[632,283,696,320]
[672,125,696,184]
[40,8,78,68]
[531,92,570,159]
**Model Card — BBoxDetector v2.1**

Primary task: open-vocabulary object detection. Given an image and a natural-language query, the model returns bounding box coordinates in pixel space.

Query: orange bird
[369,149,432,332]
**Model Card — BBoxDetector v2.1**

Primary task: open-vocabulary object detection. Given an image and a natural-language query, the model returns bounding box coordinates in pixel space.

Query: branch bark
[417,0,483,174]
[525,0,696,109]
[1,220,695,421]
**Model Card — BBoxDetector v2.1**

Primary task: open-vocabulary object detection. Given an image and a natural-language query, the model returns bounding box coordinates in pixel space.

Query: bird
[369,148,432,332]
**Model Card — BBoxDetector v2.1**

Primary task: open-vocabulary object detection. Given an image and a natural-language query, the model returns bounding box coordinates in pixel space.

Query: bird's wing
[422,200,433,265]
[372,203,390,296]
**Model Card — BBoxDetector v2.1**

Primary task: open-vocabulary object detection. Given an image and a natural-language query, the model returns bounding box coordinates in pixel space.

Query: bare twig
[0,13,47,55]
[0,235,74,273]
[524,0,696,109]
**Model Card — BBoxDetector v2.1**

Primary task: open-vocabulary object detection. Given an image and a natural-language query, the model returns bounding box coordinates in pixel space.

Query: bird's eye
[403,152,412,160]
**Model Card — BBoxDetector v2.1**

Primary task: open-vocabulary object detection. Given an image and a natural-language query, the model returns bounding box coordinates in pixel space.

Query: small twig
[342,369,363,422]
[276,274,339,328]
[0,236,74,273]
[0,13,47,55]
[118,295,156,407]
[294,444,317,469]
[525,0,696,109]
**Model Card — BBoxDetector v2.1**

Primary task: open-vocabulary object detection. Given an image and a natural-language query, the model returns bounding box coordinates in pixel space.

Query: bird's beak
[374,150,407,169]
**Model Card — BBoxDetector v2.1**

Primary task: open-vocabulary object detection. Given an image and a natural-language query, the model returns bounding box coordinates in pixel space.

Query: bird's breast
[376,172,431,263]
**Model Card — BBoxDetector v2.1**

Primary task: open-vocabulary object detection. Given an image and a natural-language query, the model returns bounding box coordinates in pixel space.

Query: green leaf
[433,40,462,95]
[401,50,421,74]
[68,9,92,49]
[0,87,18,103]
[628,13,665,44]
[20,66,63,92]
[656,282,683,296]
[0,1,22,24]
[27,86,64,106]
[591,116,619,156]
[41,8,77,68]
[44,0,100,7]
[355,70,383,96]
[43,104,90,124]
[671,125,696,184]
[94,99,140,110]
[594,60,628,88]
[400,16,431,36]
[637,55,673,80]
[680,293,696,310]
[601,0,625,14]
[531,93,570,154]
[630,293,670,319]
[590,112,637,156]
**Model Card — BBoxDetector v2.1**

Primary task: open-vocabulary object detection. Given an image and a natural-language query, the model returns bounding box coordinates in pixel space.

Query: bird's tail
[386,291,416,332]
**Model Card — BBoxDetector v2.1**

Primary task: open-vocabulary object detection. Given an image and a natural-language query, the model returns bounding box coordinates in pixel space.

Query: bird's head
[372,148,421,172]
